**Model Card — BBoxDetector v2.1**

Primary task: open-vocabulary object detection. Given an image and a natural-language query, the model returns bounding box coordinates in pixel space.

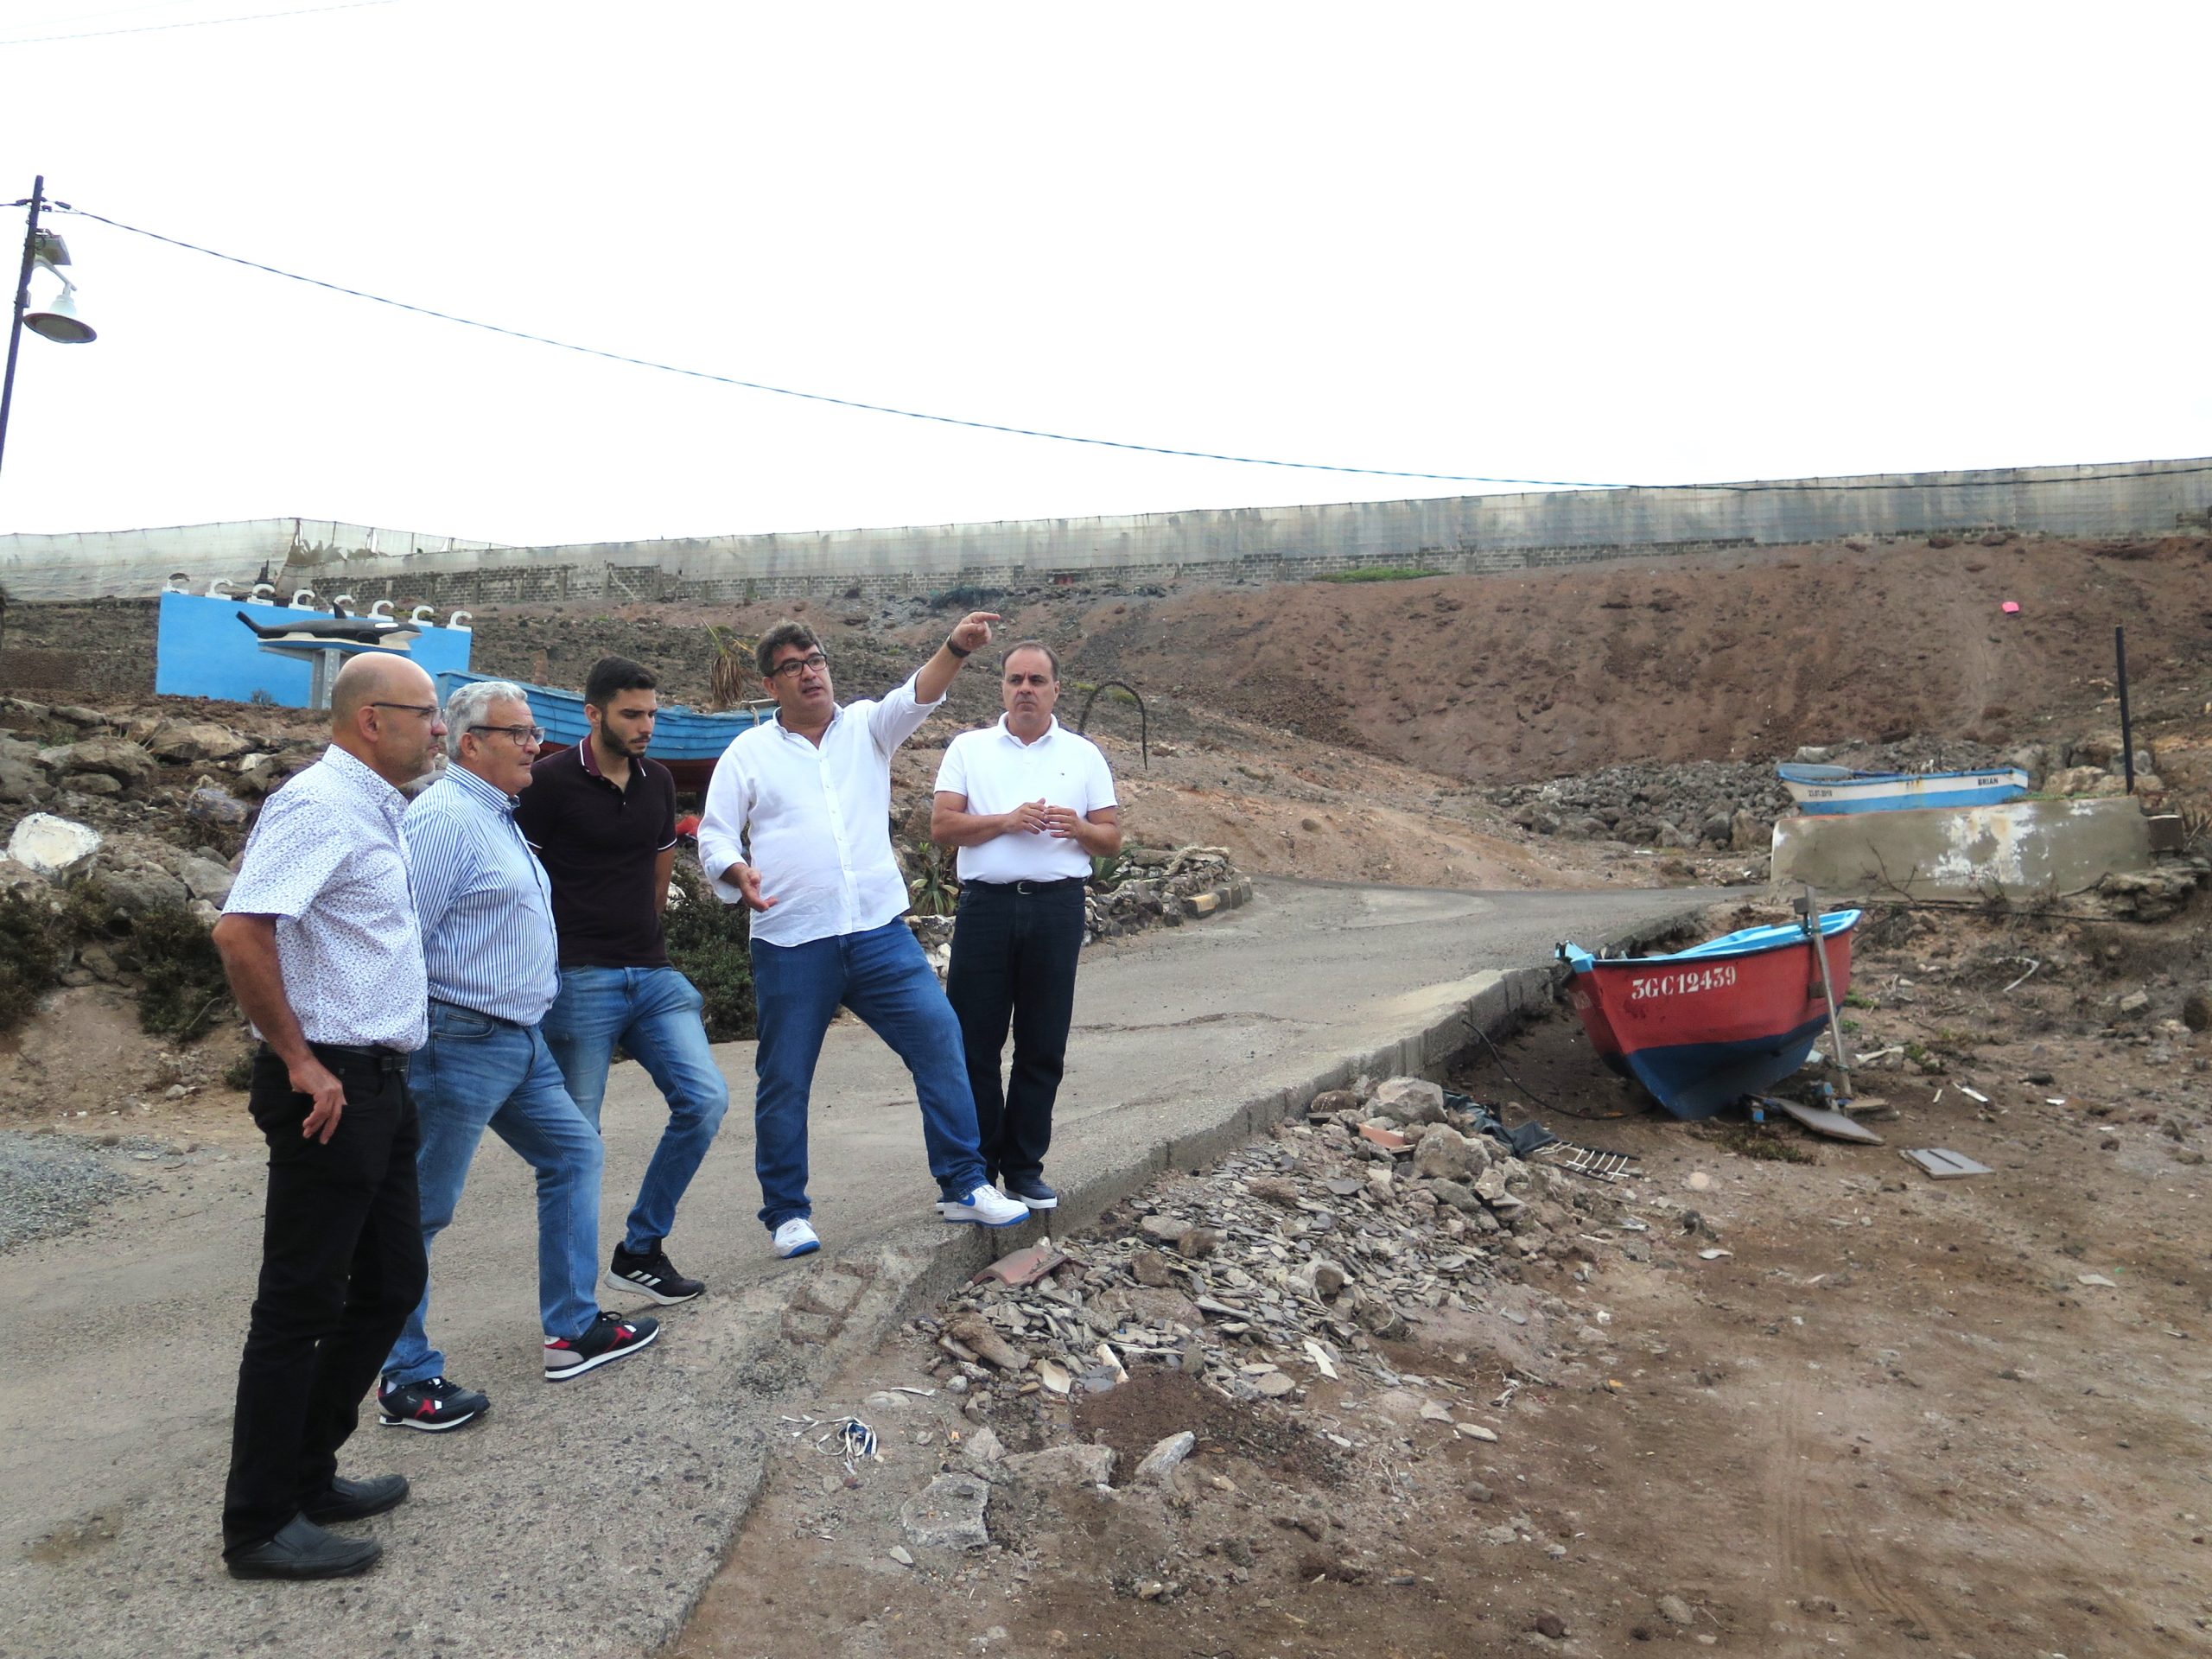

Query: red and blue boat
[1557,911,1859,1120]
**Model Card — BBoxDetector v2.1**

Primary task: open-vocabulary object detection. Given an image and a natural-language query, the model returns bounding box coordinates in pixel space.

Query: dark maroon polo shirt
[513,737,678,969]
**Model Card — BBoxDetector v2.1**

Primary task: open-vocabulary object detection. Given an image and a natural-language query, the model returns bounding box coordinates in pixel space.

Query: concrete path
[0,878,1716,1658]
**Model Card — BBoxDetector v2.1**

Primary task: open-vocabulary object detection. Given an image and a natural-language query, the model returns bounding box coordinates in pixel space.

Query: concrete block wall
[282,455,2211,607]
[6,456,2207,607]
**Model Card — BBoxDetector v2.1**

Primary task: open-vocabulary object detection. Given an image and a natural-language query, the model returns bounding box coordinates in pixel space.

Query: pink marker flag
[2001,601,2021,614]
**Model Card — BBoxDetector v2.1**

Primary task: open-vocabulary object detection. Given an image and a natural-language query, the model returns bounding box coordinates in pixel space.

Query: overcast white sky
[0,2,2205,548]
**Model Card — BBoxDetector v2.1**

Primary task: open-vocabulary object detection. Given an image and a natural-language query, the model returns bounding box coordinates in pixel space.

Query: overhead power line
[45,207,2212,498]
[0,0,391,47]
[57,207,1637,491]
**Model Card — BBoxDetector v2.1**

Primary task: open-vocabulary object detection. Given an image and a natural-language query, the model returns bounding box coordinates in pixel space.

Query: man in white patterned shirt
[212,652,443,1581]
[376,681,658,1438]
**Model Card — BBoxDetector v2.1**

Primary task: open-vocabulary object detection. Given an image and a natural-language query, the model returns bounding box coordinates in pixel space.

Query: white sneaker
[772,1218,820,1258]
[938,1185,1031,1228]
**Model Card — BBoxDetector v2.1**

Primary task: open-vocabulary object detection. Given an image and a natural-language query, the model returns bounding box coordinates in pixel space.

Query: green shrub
[663,862,755,1042]
[0,890,67,1035]
[130,903,233,1042]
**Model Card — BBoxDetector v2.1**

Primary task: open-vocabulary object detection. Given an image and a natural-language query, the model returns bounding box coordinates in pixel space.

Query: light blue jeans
[750,919,988,1231]
[383,1003,605,1388]
[543,965,729,1254]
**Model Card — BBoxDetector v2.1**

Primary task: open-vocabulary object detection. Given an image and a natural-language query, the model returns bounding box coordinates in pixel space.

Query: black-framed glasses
[469,723,545,744]
[369,701,439,720]
[766,652,829,681]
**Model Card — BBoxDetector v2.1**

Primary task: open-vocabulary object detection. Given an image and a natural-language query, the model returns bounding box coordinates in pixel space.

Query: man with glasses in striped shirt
[376,680,658,1438]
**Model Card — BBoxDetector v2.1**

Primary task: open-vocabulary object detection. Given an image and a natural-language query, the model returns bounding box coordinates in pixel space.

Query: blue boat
[436,670,775,791]
[1778,763,2030,815]
[1559,911,1859,1120]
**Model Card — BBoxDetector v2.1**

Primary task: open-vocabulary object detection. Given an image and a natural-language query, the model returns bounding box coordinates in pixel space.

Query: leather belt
[300,1040,411,1073]
[968,877,1086,896]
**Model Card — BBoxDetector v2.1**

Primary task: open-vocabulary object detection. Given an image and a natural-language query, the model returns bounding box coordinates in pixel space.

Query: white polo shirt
[698,672,944,948]
[935,716,1117,884]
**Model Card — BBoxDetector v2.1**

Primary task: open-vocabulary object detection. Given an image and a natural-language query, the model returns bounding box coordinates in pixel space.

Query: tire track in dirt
[1767,1367,1957,1649]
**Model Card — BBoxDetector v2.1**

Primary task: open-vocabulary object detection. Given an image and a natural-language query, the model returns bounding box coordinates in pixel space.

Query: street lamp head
[23,260,93,344]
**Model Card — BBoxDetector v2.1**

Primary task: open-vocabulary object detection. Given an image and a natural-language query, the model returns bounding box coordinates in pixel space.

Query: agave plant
[907,842,960,917]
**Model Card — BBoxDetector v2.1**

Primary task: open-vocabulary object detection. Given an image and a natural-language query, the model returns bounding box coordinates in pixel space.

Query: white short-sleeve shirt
[934,717,1118,884]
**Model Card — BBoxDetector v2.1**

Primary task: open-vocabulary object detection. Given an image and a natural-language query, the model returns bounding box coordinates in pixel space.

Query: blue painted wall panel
[154,592,472,706]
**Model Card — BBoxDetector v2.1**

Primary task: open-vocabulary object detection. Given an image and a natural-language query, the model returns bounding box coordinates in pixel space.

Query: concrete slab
[1771,795,2151,899]
[0,877,1718,1658]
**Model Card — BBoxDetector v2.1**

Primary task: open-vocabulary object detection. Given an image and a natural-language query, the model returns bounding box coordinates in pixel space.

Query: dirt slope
[1057,534,2212,783]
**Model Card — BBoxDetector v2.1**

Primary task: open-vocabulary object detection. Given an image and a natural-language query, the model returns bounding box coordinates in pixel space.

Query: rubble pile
[917,1075,1624,1414]
[1087,844,1253,938]
[905,844,1254,973]
[1488,728,2171,854]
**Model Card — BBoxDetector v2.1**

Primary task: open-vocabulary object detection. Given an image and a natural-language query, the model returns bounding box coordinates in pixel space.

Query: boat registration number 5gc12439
[1629,964,1738,999]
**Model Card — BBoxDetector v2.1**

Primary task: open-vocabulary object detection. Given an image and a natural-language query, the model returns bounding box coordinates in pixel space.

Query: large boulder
[1370,1077,1447,1127]
[93,861,190,915]
[39,735,156,786]
[1000,1444,1116,1489]
[178,856,236,905]
[899,1473,991,1550]
[2047,766,2122,798]
[6,813,101,876]
[146,721,251,764]
[1413,1123,1495,1183]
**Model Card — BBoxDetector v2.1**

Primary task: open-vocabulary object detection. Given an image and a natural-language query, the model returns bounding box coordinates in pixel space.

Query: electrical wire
[43,205,2212,498]
[1463,1017,1636,1122]
[0,0,391,45]
[52,207,1649,490]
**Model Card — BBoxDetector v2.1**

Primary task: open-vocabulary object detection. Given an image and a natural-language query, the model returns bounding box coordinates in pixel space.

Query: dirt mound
[1059,534,2212,784]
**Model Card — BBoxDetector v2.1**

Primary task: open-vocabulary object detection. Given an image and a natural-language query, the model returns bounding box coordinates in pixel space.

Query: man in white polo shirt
[931,640,1121,1211]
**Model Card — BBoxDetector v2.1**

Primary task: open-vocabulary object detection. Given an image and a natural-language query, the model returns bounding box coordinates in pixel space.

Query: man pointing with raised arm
[697,613,1030,1259]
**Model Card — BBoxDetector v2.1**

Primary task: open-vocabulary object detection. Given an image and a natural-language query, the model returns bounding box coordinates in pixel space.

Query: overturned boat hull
[1778,763,2029,815]
[1560,912,1858,1120]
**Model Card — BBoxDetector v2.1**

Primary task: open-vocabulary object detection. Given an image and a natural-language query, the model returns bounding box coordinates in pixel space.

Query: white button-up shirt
[698,672,943,948]
[223,744,429,1051]
[934,717,1118,883]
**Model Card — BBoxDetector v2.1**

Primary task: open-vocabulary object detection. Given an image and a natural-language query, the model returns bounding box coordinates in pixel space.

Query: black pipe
[0,174,48,481]
[2115,624,2135,793]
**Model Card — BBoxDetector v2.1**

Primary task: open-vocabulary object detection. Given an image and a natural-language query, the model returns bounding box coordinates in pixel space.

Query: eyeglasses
[766,652,829,681]
[469,723,545,744]
[370,702,439,721]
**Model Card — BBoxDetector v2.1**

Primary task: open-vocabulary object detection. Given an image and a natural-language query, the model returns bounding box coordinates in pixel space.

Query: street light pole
[0,174,52,482]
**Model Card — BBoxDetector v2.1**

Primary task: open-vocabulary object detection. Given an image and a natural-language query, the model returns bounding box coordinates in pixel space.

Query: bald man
[212,653,446,1580]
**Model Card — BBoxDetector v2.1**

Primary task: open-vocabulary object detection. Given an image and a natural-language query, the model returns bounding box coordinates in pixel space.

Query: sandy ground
[671,899,2212,1659]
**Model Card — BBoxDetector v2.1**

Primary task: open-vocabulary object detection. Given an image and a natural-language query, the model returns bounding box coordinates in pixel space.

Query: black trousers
[944,879,1085,1183]
[221,1045,427,1556]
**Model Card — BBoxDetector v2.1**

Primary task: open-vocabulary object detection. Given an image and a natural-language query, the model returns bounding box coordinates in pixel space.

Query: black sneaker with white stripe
[604,1239,704,1305]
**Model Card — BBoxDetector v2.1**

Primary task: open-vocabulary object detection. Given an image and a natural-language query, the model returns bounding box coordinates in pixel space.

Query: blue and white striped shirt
[403,764,561,1026]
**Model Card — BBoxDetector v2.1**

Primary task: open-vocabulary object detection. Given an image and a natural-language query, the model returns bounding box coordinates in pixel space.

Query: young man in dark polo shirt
[513,656,729,1306]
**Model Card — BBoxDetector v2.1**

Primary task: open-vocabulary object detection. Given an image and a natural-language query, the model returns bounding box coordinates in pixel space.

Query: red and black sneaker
[543,1311,660,1381]
[376,1374,490,1433]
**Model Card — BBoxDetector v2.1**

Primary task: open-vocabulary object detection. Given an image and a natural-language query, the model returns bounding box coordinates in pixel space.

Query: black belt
[968,876,1086,895]
[295,1040,411,1073]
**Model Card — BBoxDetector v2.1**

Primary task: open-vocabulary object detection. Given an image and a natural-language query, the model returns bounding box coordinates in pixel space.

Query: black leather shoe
[226,1515,382,1580]
[300,1473,410,1524]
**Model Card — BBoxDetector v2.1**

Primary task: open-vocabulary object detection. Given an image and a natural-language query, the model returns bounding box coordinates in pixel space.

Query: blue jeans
[750,919,988,1230]
[383,1004,605,1388]
[543,964,729,1253]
